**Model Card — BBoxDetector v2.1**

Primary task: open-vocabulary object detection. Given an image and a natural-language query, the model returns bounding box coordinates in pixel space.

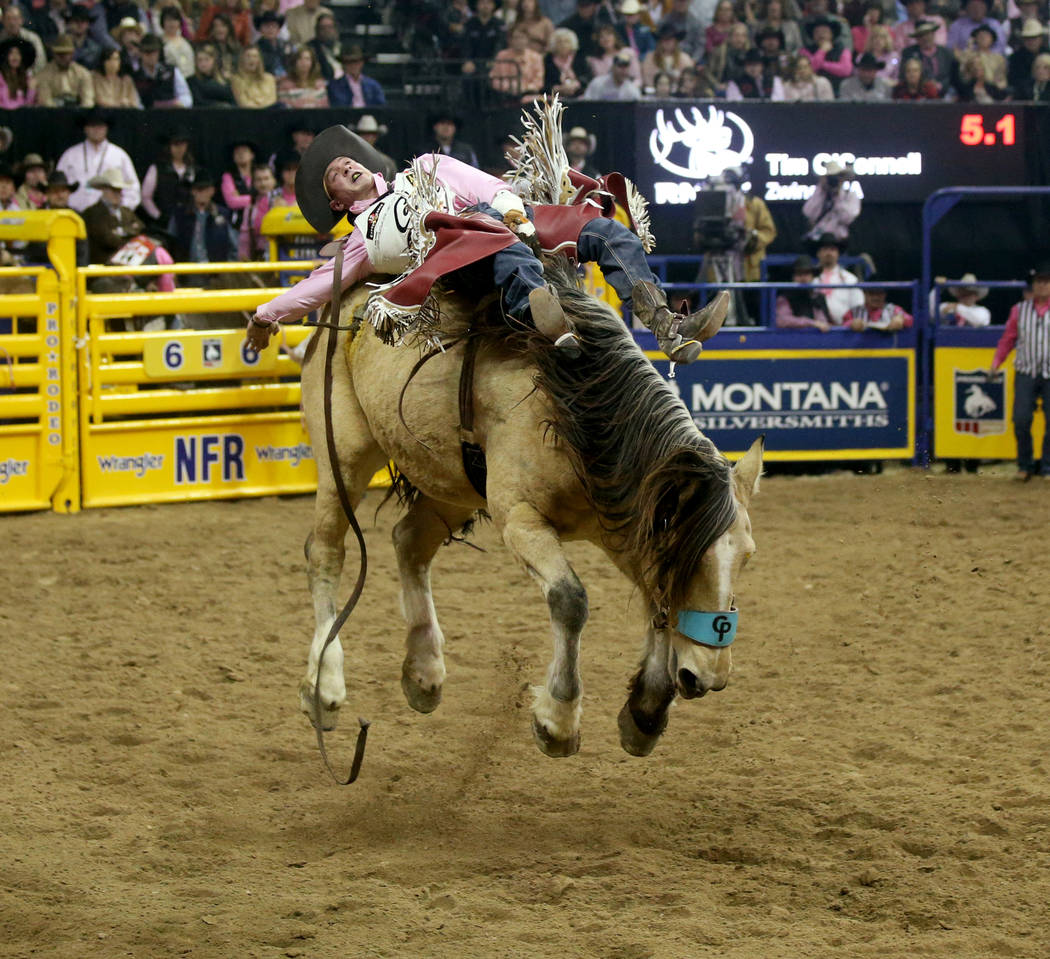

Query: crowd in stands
[0,0,1046,112]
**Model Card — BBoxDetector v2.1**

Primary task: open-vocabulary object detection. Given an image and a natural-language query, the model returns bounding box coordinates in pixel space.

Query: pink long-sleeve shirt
[801,45,853,79]
[255,155,510,325]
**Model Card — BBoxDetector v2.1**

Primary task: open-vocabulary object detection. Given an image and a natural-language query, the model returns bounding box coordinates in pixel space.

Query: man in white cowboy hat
[56,108,141,211]
[352,115,396,178]
[1008,18,1049,92]
[939,273,991,327]
[82,167,144,264]
[802,159,860,245]
[616,0,654,61]
[565,126,599,177]
[35,34,96,107]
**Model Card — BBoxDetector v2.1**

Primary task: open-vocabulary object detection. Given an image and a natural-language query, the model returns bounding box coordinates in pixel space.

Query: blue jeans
[576,216,659,303]
[470,203,546,319]
[1013,372,1050,474]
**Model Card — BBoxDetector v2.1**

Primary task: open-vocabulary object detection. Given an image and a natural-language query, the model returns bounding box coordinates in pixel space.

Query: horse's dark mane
[482,258,738,611]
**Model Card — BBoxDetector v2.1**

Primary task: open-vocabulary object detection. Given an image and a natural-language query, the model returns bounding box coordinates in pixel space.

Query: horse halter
[654,608,739,647]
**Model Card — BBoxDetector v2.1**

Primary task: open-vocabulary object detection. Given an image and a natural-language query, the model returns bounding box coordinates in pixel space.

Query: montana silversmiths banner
[653,348,915,460]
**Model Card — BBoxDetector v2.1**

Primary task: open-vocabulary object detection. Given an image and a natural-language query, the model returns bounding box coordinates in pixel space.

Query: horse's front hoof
[298,678,341,731]
[532,716,580,758]
[617,702,668,757]
[401,670,443,714]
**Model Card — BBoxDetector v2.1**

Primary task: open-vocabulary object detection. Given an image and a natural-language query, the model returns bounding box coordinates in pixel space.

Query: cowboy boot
[630,281,730,364]
[528,286,582,357]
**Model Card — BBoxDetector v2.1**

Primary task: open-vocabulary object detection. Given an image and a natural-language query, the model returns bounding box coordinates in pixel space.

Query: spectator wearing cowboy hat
[641,21,694,88]
[0,34,37,107]
[0,3,45,72]
[15,153,48,208]
[838,51,892,99]
[558,0,613,62]
[755,25,791,78]
[1009,19,1049,92]
[802,160,860,247]
[954,37,1010,101]
[565,125,599,178]
[133,33,193,108]
[900,20,955,92]
[326,45,386,107]
[938,272,991,327]
[801,14,852,91]
[82,167,144,264]
[285,0,333,48]
[842,274,912,331]
[141,129,198,229]
[67,6,102,72]
[43,169,77,209]
[659,0,704,60]
[168,171,237,268]
[726,47,786,99]
[890,0,947,51]
[990,261,1050,480]
[351,115,396,180]
[255,10,290,78]
[811,233,863,325]
[775,255,833,331]
[0,163,21,212]
[425,109,479,168]
[109,15,143,74]
[947,0,1006,54]
[36,33,95,106]
[616,0,654,62]
[461,0,505,76]
[56,107,140,211]
[961,22,1007,89]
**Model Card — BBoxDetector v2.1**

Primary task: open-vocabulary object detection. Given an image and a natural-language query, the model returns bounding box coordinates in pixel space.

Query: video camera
[691,171,748,254]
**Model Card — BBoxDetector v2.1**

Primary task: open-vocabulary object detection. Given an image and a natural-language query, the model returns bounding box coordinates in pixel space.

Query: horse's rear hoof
[401,672,443,714]
[532,716,580,758]
[617,702,667,757]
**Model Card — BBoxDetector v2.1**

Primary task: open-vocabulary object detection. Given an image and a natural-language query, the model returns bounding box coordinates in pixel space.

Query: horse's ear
[732,435,764,507]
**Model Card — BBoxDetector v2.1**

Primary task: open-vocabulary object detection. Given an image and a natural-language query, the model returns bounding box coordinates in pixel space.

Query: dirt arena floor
[3,466,1049,959]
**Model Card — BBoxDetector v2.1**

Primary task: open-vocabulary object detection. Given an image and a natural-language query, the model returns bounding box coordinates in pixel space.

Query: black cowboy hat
[68,5,92,20]
[805,15,842,39]
[756,26,785,44]
[295,124,394,233]
[45,170,78,191]
[428,108,462,127]
[656,21,686,40]
[809,232,847,253]
[253,9,284,28]
[791,254,818,274]
[743,48,764,64]
[855,52,886,70]
[161,127,193,144]
[76,106,116,128]
[190,171,216,189]
[970,23,997,41]
[0,35,37,71]
[0,163,17,183]
[227,137,260,158]
[1029,260,1050,280]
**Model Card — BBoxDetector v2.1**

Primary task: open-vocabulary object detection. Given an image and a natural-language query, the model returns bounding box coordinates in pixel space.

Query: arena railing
[0,211,83,512]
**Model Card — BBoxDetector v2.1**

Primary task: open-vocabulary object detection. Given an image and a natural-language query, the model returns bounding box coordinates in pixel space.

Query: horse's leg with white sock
[501,503,587,758]
[392,498,475,713]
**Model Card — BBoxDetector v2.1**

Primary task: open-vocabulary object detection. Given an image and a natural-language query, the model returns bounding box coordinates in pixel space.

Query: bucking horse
[297,259,762,760]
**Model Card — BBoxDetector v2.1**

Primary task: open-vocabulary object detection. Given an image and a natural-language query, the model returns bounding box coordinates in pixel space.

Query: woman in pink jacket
[0,37,36,108]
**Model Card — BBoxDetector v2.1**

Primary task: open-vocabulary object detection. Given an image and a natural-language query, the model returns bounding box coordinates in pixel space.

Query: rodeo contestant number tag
[676,608,738,647]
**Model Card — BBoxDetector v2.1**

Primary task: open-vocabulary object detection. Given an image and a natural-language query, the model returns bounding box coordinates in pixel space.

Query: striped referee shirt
[993,299,1050,377]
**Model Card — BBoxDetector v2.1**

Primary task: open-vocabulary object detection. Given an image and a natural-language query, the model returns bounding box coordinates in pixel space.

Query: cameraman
[692,169,752,323]
[802,159,860,246]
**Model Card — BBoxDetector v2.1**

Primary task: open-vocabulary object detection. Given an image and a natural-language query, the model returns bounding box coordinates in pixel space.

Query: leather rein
[305,242,370,785]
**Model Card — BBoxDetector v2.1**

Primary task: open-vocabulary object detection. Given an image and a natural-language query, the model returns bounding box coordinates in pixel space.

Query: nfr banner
[656,348,915,460]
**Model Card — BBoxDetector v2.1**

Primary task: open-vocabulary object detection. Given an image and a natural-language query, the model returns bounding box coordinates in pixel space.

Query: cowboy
[247,124,729,364]
[352,115,396,180]
[56,107,140,211]
[938,272,991,327]
[35,33,96,107]
[82,167,144,264]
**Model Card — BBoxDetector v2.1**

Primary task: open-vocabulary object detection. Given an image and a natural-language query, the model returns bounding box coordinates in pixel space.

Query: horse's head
[664,436,763,700]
